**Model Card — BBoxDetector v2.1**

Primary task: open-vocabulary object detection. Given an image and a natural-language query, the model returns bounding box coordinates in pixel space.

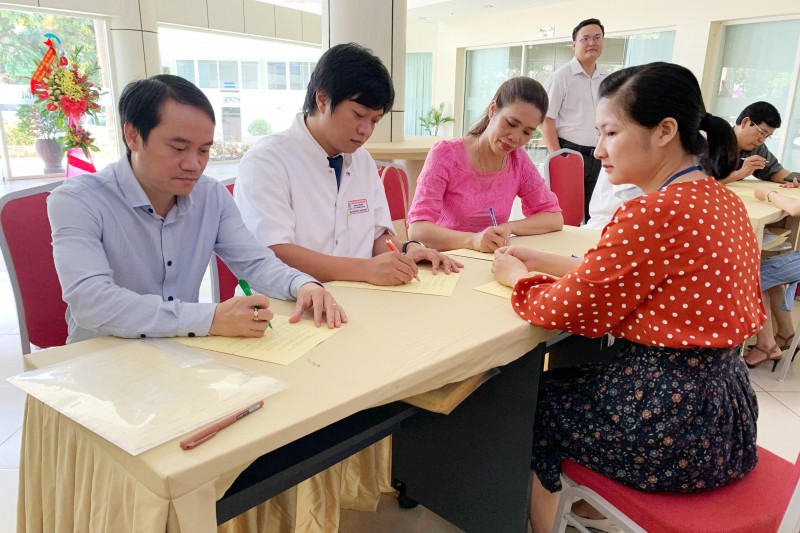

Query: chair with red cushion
[0,181,68,354]
[553,446,800,533]
[210,178,239,303]
[545,149,584,227]
[376,161,410,241]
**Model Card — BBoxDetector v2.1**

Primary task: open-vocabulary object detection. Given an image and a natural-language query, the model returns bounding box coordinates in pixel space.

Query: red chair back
[211,179,239,303]
[546,148,584,226]
[0,182,68,354]
[376,161,410,241]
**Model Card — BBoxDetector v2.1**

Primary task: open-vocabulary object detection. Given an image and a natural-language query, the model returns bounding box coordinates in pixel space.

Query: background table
[18,226,601,533]
[364,136,440,197]
[727,178,800,249]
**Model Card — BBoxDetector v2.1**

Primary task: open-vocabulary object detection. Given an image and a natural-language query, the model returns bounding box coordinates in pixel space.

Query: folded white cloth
[573,514,625,533]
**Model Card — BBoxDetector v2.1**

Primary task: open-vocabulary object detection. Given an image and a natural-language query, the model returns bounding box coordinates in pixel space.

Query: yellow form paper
[330,270,461,296]
[445,249,494,261]
[473,281,514,299]
[474,271,555,299]
[173,315,341,365]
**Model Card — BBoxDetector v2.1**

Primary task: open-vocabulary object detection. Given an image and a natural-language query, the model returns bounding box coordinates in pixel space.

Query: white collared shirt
[235,113,394,259]
[544,56,607,147]
[584,168,643,230]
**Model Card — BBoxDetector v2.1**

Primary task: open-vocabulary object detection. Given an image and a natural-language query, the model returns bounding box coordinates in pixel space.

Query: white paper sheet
[8,339,288,456]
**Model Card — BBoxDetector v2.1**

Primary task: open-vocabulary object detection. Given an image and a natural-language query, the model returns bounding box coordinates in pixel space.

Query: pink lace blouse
[407,138,561,233]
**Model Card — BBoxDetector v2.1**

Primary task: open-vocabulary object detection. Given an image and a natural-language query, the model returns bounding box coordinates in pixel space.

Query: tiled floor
[0,180,799,531]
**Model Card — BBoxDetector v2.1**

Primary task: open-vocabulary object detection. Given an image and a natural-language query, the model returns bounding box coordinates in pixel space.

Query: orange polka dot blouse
[512,178,766,349]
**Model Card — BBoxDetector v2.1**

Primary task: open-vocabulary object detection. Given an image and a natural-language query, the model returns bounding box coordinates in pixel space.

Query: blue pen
[238,278,272,329]
[489,207,498,227]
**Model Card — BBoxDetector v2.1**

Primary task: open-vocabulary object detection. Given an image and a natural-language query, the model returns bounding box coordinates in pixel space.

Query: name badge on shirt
[348,199,369,215]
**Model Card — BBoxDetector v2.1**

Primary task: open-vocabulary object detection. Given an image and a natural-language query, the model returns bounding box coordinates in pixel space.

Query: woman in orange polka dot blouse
[492,62,765,533]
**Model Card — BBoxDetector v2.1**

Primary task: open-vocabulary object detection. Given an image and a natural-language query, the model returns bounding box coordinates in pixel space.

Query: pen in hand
[238,278,272,329]
[179,400,264,450]
[489,207,498,227]
[385,239,421,282]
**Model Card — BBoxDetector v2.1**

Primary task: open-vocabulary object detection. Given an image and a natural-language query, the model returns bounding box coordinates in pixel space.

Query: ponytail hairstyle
[598,62,737,180]
[468,76,548,136]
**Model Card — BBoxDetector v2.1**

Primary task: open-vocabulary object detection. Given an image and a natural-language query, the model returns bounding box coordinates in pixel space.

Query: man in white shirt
[236,43,459,285]
[542,18,608,222]
[584,168,643,230]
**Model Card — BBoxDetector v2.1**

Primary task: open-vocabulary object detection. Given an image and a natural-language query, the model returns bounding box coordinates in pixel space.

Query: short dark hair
[469,76,548,136]
[599,62,738,180]
[736,101,782,128]
[303,43,394,116]
[118,74,215,156]
[572,18,605,41]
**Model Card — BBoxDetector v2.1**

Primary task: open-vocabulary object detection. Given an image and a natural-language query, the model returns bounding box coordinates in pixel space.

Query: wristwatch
[402,240,425,254]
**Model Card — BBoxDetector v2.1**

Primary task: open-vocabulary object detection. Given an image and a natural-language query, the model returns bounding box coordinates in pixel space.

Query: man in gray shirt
[49,75,345,343]
[722,101,794,184]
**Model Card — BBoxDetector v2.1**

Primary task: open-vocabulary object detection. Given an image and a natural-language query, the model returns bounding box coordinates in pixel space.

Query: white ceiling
[407,0,567,23]
[260,0,569,23]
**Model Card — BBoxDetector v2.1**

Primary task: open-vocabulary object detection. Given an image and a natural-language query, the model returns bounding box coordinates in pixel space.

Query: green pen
[238,278,272,329]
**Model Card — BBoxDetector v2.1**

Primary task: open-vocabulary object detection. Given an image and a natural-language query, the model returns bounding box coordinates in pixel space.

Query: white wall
[423,0,800,133]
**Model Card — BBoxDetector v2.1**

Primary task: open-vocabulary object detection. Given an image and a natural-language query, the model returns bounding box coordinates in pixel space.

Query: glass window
[198,60,219,89]
[289,61,313,90]
[268,62,287,90]
[463,46,523,132]
[159,27,321,171]
[176,60,195,84]
[0,8,118,179]
[241,61,259,90]
[711,19,800,163]
[405,52,433,136]
[219,60,239,90]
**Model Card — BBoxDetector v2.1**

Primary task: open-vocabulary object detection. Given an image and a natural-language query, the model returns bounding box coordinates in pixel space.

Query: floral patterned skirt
[533,341,759,493]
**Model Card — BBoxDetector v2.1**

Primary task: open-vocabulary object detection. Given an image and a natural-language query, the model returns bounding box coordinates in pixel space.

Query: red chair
[0,181,68,354]
[211,178,239,303]
[553,446,800,533]
[376,161,410,241]
[545,148,584,226]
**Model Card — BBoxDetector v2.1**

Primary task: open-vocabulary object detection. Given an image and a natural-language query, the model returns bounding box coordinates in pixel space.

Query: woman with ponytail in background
[492,62,765,533]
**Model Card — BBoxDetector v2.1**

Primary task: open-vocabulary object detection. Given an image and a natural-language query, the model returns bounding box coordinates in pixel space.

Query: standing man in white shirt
[541,18,608,222]
[235,43,460,285]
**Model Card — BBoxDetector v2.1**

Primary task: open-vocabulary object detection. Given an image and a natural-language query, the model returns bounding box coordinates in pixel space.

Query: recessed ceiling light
[484,4,494,7]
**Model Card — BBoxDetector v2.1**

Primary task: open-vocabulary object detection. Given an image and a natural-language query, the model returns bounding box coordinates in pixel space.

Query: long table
[727,178,800,249]
[17,226,601,533]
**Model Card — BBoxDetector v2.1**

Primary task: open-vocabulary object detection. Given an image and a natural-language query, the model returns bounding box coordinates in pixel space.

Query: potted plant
[17,104,64,174]
[418,102,454,136]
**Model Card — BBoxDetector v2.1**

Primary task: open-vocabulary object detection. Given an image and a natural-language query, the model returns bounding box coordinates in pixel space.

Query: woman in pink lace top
[407,77,563,252]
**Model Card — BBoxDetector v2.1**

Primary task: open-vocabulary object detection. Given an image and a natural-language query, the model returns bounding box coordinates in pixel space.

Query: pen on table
[238,278,272,329]
[385,239,420,282]
[489,207,498,227]
[180,400,264,450]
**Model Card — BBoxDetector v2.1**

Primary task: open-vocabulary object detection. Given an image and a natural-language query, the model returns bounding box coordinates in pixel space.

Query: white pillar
[108,0,161,99]
[322,0,406,142]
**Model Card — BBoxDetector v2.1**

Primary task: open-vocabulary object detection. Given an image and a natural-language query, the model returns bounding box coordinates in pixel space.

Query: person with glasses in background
[721,101,795,184]
[541,18,608,222]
